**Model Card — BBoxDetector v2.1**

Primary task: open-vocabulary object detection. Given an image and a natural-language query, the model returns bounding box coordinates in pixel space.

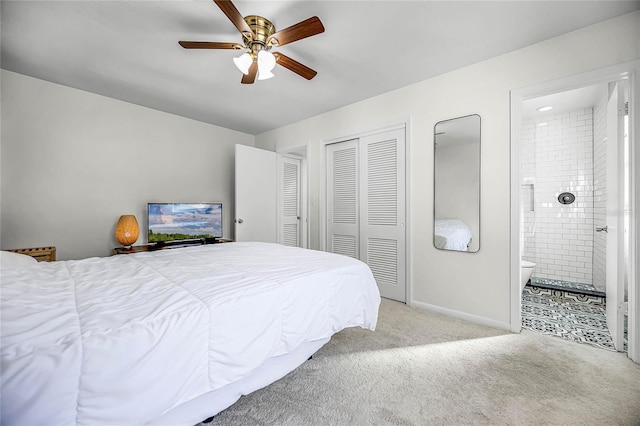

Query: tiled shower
[520,91,608,295]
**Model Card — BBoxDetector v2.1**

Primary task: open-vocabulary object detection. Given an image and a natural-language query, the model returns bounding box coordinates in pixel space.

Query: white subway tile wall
[592,90,608,293]
[521,108,596,285]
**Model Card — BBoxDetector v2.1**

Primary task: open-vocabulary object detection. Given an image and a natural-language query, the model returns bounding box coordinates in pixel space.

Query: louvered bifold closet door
[326,139,359,259]
[278,155,302,247]
[360,129,406,302]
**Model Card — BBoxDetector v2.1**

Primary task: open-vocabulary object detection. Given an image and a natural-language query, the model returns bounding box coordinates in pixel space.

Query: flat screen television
[147,202,222,243]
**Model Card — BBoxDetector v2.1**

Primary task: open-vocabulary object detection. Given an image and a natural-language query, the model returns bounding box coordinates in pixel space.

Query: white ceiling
[522,85,605,119]
[2,1,638,135]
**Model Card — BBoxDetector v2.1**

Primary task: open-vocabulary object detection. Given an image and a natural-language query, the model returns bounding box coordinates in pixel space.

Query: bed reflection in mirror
[434,114,480,252]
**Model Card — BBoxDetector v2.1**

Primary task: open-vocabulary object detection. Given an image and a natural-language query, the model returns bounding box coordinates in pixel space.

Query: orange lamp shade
[115,215,139,247]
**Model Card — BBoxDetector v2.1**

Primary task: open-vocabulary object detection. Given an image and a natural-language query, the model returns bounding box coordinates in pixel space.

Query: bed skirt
[148,337,330,425]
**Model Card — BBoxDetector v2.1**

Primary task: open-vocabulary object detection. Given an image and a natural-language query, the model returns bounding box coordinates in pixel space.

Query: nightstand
[6,246,57,262]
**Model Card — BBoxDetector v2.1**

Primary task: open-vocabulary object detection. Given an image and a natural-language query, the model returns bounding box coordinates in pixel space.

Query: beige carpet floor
[206,298,640,425]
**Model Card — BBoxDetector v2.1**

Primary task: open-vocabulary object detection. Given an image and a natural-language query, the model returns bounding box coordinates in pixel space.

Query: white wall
[1,70,254,260]
[254,11,640,327]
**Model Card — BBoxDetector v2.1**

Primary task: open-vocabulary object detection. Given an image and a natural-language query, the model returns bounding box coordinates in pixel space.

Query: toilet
[521,260,536,291]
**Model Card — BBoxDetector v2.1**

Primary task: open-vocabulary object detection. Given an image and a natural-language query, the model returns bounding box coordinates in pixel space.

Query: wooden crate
[6,246,56,262]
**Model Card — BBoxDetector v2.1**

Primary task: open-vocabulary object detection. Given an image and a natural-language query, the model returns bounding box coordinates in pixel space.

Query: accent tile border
[530,277,605,297]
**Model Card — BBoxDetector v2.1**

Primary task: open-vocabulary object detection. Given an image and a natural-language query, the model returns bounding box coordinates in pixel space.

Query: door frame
[319,120,412,304]
[605,80,627,350]
[509,60,639,362]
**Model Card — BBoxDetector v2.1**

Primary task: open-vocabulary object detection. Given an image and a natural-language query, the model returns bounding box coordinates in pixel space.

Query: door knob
[595,226,608,233]
[236,218,244,224]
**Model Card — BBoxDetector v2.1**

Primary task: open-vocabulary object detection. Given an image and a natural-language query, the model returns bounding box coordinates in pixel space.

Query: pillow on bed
[0,250,38,269]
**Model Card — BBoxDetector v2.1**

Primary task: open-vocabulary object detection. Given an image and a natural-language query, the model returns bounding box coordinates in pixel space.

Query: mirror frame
[433,114,481,253]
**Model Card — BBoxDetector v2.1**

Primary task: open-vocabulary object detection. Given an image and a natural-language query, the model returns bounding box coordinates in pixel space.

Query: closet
[325,128,406,302]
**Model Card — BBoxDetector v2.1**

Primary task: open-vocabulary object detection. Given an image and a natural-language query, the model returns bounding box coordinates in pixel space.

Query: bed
[1,242,380,425]
[434,219,473,251]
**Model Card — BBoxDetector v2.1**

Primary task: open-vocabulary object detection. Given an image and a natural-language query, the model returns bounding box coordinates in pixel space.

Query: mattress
[1,242,380,425]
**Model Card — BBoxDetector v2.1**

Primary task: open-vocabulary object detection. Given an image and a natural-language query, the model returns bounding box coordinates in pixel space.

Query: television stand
[113,238,231,255]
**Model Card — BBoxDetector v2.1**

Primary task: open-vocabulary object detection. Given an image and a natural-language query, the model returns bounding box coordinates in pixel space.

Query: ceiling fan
[179,0,325,84]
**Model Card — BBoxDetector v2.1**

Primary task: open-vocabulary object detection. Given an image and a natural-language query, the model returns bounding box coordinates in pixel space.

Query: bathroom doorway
[509,61,639,362]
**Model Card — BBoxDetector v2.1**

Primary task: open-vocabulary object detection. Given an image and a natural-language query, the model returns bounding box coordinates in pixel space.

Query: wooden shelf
[6,246,57,262]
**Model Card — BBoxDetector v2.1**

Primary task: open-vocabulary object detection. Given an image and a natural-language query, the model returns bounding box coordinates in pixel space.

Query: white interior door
[326,139,360,258]
[360,129,406,302]
[235,144,277,242]
[278,155,302,247]
[605,82,625,351]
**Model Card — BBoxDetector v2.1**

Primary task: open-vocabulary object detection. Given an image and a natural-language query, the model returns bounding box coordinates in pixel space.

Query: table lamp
[115,215,139,248]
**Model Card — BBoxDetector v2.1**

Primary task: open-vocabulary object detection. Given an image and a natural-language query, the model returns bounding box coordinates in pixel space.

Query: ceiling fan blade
[179,41,242,49]
[274,53,317,80]
[241,61,258,84]
[213,0,254,38]
[267,16,324,47]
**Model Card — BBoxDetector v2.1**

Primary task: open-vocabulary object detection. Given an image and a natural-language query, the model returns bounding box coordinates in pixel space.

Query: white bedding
[434,219,473,251]
[1,242,380,425]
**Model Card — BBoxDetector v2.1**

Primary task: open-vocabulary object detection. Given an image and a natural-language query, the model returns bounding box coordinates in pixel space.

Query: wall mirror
[434,114,481,252]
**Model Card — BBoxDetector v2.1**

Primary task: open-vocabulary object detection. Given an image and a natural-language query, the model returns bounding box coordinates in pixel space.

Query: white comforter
[1,242,380,425]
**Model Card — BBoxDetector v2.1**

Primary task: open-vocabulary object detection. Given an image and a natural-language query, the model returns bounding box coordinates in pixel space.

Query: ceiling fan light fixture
[233,52,253,75]
[179,1,324,84]
[257,50,276,72]
[258,69,275,80]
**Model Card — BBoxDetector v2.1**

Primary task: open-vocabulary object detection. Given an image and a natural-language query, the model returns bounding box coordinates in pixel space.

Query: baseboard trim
[409,300,512,331]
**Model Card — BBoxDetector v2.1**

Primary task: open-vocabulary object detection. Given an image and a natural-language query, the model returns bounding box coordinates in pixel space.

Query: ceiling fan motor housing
[243,15,276,54]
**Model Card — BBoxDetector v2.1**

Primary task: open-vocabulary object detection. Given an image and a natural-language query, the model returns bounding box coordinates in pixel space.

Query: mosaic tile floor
[521,285,616,351]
